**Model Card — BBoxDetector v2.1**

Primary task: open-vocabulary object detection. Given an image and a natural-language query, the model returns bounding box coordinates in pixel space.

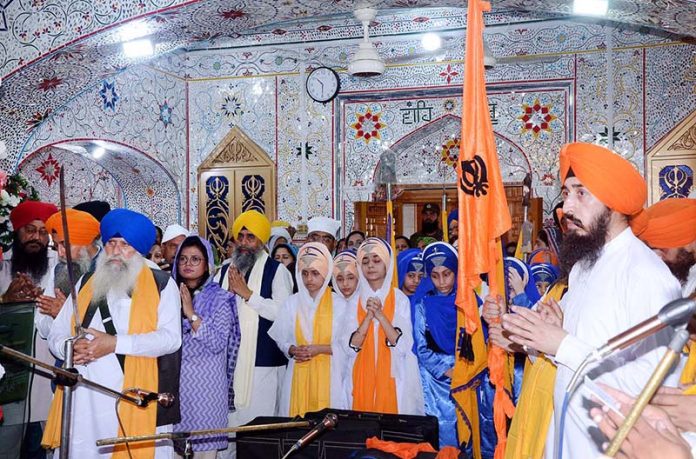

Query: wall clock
[306,66,341,103]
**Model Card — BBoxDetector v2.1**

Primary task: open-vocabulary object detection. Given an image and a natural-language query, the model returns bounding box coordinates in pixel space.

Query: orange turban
[639,198,696,249]
[45,209,100,246]
[560,142,647,232]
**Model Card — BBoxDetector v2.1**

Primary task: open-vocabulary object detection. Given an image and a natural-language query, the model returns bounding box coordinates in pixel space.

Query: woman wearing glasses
[172,235,241,458]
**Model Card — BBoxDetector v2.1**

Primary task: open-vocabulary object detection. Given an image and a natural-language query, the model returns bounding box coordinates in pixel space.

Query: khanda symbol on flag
[459,155,490,197]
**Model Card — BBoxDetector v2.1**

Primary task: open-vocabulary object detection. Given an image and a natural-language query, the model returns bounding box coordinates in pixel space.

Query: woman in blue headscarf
[172,235,241,455]
[413,242,459,448]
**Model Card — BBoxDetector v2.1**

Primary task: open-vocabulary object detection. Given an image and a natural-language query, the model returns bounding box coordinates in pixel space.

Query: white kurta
[338,288,425,415]
[48,275,182,458]
[0,251,58,425]
[268,291,349,415]
[545,228,682,459]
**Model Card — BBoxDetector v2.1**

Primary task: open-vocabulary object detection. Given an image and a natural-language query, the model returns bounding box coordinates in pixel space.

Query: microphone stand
[0,344,146,407]
[604,329,690,457]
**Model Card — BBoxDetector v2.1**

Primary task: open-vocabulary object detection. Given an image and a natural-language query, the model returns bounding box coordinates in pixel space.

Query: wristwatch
[189,314,200,323]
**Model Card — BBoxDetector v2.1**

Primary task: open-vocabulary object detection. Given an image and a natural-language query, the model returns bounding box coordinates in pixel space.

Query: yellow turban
[639,198,696,249]
[45,209,100,246]
[232,210,271,244]
[560,142,648,233]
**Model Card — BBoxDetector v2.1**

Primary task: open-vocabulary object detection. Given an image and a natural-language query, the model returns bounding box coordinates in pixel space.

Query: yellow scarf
[505,281,567,459]
[43,266,161,459]
[352,289,398,414]
[289,288,333,417]
[680,341,696,386]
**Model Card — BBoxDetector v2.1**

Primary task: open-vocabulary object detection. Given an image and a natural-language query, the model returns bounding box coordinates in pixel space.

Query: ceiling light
[119,20,150,42]
[421,33,442,51]
[123,39,153,58]
[92,147,105,159]
[573,0,609,16]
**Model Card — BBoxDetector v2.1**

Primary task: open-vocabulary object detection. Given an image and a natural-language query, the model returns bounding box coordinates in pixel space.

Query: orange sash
[352,289,398,413]
[42,266,161,458]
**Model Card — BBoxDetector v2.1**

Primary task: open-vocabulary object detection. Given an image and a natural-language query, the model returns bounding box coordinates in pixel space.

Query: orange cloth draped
[559,142,648,233]
[42,266,161,459]
[639,198,696,249]
[352,289,398,414]
[454,1,513,458]
[365,437,460,459]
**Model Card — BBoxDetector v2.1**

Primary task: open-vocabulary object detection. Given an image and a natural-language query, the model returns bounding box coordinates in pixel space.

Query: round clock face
[306,67,340,103]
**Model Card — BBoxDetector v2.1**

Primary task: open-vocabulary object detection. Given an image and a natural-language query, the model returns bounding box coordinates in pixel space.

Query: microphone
[131,389,175,408]
[591,297,696,362]
[604,329,691,456]
[282,413,338,459]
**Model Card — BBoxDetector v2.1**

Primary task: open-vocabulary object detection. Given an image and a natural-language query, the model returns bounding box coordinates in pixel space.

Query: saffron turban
[10,201,58,230]
[639,198,696,249]
[333,250,359,280]
[560,142,647,231]
[232,210,271,244]
[45,209,100,245]
[100,209,156,256]
[357,237,391,268]
[297,242,332,280]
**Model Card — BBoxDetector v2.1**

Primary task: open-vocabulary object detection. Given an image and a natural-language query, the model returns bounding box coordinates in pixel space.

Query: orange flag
[451,1,514,458]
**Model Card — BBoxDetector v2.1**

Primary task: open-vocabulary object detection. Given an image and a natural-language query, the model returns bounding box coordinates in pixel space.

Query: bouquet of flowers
[0,169,40,251]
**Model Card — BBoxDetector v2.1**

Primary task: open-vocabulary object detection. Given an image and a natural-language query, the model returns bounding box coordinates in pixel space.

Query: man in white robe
[500,143,682,458]
[0,200,58,459]
[45,208,181,458]
[214,210,293,459]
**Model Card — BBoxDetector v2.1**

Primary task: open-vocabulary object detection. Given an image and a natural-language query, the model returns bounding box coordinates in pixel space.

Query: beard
[559,208,611,277]
[11,237,49,282]
[421,219,438,234]
[231,244,261,275]
[54,247,94,296]
[664,249,696,285]
[90,251,144,302]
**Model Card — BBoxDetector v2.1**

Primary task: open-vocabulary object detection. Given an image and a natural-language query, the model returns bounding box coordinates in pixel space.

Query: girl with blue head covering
[530,263,560,297]
[397,248,424,295]
[172,235,241,454]
[504,256,542,308]
[413,241,460,448]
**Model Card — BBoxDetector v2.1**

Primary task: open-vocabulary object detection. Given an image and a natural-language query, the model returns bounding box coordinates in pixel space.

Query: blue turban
[504,256,541,305]
[423,242,458,277]
[530,263,560,286]
[397,248,423,289]
[100,209,156,256]
[447,209,459,228]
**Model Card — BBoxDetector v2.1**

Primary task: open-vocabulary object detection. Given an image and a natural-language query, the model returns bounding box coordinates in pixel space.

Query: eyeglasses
[179,255,204,266]
[308,233,335,244]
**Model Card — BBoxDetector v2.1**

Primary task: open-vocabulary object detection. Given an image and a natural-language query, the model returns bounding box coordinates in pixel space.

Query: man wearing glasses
[307,216,341,255]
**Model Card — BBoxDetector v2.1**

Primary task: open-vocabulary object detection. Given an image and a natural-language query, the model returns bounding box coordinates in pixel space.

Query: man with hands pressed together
[213,210,293,459]
[491,143,682,458]
[43,209,182,458]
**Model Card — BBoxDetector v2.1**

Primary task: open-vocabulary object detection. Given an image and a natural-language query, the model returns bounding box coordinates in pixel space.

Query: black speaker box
[237,408,439,459]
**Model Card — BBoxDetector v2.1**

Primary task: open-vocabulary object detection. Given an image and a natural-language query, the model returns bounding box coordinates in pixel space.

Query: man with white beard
[214,210,293,459]
[43,209,182,458]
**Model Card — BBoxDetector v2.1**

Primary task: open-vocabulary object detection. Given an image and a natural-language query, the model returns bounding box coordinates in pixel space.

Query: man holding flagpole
[452,1,514,458]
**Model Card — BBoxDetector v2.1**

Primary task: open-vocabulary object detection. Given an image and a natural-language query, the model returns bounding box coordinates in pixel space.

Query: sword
[59,167,82,337]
